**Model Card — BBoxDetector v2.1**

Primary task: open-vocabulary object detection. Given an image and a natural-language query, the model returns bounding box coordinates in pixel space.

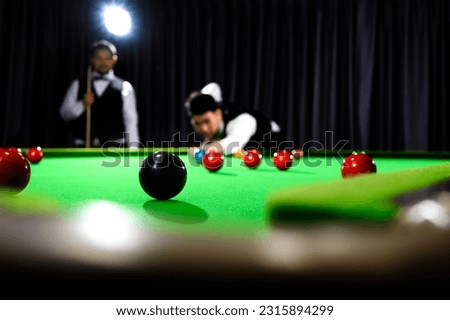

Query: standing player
[184,82,287,156]
[59,40,140,148]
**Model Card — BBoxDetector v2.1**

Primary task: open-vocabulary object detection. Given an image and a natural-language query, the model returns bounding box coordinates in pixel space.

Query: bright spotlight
[103,5,131,36]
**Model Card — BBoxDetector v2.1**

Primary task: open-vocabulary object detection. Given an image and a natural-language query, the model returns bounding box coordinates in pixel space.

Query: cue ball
[243,149,262,169]
[273,150,293,171]
[341,151,377,178]
[26,146,44,164]
[139,151,187,200]
[0,150,31,193]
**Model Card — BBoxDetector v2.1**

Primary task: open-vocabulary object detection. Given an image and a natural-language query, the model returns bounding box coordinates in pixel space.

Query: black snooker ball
[139,151,187,200]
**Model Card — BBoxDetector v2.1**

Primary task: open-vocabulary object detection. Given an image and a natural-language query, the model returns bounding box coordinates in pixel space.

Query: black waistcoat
[222,106,280,150]
[72,77,125,143]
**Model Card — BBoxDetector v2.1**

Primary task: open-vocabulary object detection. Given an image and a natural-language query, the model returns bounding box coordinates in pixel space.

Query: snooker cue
[85,66,92,148]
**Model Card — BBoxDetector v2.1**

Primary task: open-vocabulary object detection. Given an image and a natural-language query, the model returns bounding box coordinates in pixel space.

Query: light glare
[103,5,131,36]
[77,200,138,250]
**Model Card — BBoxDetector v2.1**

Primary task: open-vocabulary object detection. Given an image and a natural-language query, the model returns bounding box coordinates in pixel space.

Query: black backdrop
[1,0,449,151]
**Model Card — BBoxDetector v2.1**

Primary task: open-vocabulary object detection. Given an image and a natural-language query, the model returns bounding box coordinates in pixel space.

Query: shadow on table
[143,200,208,224]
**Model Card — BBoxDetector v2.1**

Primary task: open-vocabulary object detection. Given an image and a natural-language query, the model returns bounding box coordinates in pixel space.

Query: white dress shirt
[218,113,281,155]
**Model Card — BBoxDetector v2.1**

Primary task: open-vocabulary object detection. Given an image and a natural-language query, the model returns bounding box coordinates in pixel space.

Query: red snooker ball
[202,151,224,172]
[273,150,293,171]
[243,149,262,169]
[7,147,22,155]
[341,152,377,178]
[0,150,31,193]
[26,146,44,164]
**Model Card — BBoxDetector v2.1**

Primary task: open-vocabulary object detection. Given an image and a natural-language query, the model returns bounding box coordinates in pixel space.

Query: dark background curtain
[0,0,449,151]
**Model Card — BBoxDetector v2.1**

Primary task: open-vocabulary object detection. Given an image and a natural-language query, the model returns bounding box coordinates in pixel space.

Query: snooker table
[1,148,450,299]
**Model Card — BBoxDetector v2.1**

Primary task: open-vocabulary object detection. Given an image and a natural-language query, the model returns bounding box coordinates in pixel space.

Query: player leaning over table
[184,82,287,157]
[59,40,140,148]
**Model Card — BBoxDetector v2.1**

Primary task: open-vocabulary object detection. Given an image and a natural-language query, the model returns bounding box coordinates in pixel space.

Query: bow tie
[93,75,109,81]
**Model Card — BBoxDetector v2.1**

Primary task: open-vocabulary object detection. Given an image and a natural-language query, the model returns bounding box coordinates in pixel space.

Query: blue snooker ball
[194,149,206,164]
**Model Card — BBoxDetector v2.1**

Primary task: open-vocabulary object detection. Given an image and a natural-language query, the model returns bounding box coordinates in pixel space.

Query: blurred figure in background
[184,82,286,156]
[60,40,140,148]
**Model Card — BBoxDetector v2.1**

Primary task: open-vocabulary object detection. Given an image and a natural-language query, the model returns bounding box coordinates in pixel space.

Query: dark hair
[186,94,218,116]
[89,40,117,57]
